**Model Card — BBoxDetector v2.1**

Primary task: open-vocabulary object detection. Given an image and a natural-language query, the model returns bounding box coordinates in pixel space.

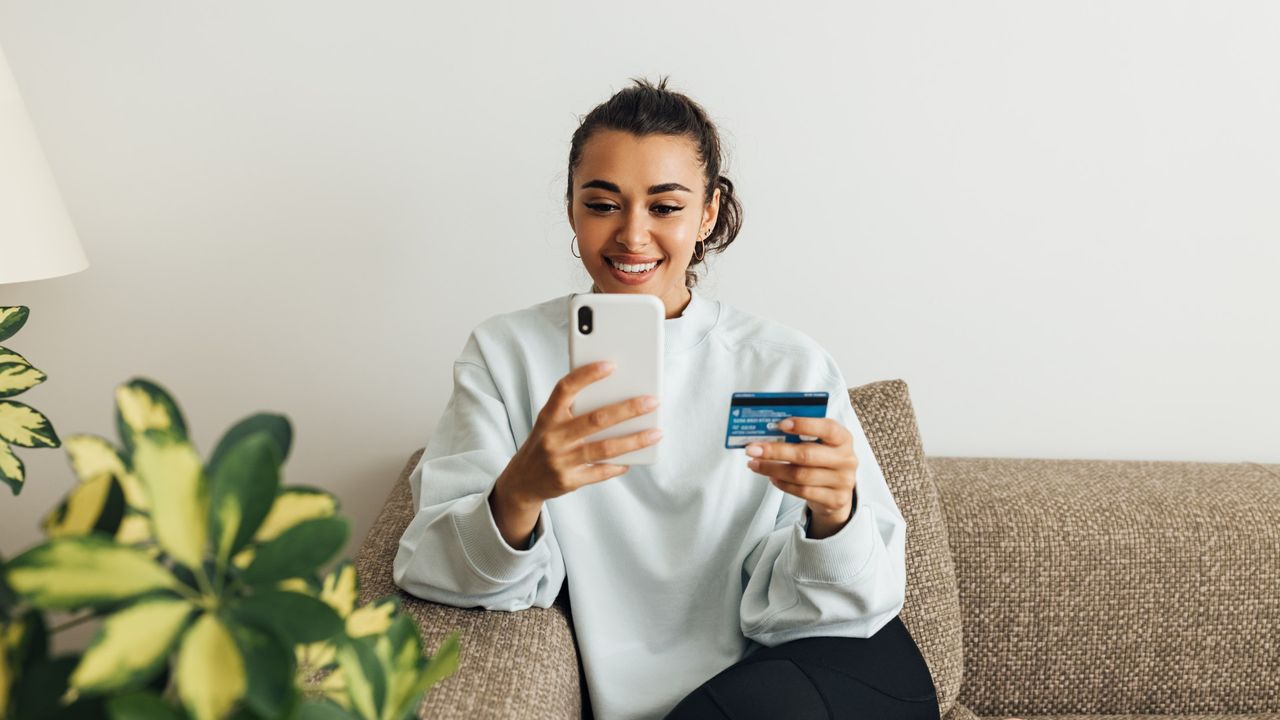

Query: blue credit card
[725,392,829,448]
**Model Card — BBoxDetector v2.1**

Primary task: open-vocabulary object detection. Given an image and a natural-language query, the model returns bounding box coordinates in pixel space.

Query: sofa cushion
[848,379,964,717]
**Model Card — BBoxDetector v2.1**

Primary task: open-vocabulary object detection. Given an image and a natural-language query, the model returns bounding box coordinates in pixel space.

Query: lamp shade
[0,39,88,285]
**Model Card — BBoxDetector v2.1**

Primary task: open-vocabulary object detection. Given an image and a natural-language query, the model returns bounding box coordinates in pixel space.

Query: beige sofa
[356,379,1280,719]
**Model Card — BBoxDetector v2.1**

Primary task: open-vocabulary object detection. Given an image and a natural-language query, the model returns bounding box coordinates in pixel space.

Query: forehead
[576,130,702,185]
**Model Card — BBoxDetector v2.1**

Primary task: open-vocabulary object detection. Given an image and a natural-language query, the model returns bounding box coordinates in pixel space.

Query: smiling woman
[564,77,743,319]
[392,76,937,720]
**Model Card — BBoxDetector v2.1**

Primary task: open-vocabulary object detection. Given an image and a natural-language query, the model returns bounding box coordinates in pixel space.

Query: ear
[703,185,721,232]
[566,199,576,233]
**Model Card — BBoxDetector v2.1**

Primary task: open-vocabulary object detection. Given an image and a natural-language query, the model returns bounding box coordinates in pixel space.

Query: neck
[589,284,692,320]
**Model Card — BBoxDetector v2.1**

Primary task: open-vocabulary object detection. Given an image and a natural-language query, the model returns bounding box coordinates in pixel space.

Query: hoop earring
[692,240,705,263]
[570,234,580,259]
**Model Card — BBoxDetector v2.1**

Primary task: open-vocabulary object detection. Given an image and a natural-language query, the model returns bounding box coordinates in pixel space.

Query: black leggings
[663,616,940,720]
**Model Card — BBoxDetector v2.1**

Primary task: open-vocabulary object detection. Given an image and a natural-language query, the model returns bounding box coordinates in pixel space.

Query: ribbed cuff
[452,488,547,583]
[790,498,876,584]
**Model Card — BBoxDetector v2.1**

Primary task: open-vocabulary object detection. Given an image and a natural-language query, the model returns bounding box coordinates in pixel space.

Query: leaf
[41,474,126,539]
[9,655,80,720]
[0,308,29,343]
[228,620,296,719]
[254,487,339,543]
[175,613,245,720]
[0,358,46,398]
[378,615,427,720]
[0,400,60,448]
[345,597,397,639]
[132,434,208,570]
[228,589,343,646]
[420,631,461,699]
[335,637,383,720]
[207,414,292,476]
[239,517,348,587]
[6,536,177,610]
[114,379,189,456]
[208,433,280,568]
[64,434,148,511]
[70,595,194,693]
[106,692,187,720]
[295,700,359,720]
[318,562,359,619]
[1,442,24,496]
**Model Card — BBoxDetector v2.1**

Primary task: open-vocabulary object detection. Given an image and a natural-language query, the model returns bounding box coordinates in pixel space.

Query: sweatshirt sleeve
[738,365,907,645]
[392,332,566,612]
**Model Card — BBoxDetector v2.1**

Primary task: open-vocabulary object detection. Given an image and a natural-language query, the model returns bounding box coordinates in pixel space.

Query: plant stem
[49,611,96,634]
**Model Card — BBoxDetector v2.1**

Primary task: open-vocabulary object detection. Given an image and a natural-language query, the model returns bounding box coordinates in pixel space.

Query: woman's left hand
[745,417,859,538]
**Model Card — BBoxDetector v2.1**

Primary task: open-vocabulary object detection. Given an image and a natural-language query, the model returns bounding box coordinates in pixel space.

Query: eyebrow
[580,179,692,195]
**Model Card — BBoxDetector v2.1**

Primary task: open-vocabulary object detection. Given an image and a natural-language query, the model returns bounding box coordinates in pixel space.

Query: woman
[393,77,939,720]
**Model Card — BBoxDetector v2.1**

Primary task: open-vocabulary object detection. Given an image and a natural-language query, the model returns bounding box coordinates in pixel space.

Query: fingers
[559,393,659,445]
[767,476,851,508]
[774,416,852,448]
[577,426,663,466]
[544,361,615,421]
[744,435,851,470]
[747,459,842,487]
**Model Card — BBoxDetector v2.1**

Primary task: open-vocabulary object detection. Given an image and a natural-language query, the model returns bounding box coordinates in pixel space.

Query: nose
[615,205,652,251]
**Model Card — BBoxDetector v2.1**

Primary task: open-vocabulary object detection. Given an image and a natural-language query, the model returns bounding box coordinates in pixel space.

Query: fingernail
[644,429,663,442]
[642,396,659,410]
[746,445,762,457]
[748,459,760,470]
[600,361,615,372]
[779,419,794,430]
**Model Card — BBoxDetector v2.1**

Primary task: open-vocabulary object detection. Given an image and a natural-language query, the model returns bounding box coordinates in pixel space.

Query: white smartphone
[568,292,664,465]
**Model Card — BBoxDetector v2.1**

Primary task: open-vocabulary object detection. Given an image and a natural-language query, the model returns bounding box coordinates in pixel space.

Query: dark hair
[565,75,743,289]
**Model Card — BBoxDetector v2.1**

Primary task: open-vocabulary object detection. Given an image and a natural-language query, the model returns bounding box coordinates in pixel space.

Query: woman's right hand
[494,360,662,511]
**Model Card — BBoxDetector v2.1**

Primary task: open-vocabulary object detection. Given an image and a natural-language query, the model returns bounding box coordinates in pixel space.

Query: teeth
[609,258,659,273]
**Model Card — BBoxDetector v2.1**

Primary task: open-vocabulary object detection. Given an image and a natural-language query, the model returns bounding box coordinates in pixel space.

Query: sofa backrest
[848,379,965,718]
[932,457,1280,715]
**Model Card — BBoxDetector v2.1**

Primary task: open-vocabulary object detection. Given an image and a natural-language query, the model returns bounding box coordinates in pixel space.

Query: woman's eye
[586,203,616,212]
[654,205,683,215]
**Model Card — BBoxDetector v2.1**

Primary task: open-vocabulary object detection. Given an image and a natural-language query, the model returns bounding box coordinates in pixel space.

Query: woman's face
[568,130,720,318]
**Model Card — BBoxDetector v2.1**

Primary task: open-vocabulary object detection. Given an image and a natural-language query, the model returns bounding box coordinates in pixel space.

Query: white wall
[3,0,1277,564]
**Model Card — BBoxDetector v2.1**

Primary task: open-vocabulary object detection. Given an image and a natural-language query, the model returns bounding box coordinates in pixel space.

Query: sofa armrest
[355,450,584,720]
[930,457,1280,716]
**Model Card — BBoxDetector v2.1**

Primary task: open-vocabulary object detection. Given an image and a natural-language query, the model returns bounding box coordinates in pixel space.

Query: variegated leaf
[231,620,296,719]
[0,442,24,495]
[6,536,176,610]
[0,353,45,398]
[346,597,398,639]
[175,613,245,720]
[335,637,382,720]
[0,400,60,448]
[41,473,126,539]
[207,413,292,475]
[114,378,189,456]
[239,517,348,587]
[105,692,187,720]
[209,432,280,567]
[0,307,29,343]
[132,434,208,570]
[70,595,194,693]
[319,561,359,618]
[254,487,339,543]
[64,434,148,511]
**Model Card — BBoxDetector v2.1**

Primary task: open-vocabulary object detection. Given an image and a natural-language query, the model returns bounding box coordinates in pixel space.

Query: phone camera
[577,305,593,334]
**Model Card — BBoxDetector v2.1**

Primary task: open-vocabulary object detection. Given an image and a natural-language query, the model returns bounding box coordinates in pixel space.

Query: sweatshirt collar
[565,287,720,356]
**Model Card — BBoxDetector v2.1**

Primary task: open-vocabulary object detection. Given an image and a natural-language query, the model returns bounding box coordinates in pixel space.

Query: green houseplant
[0,369,459,719]
[0,306,60,495]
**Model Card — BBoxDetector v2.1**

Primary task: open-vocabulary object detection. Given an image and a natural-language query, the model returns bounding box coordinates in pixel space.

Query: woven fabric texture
[999,716,1280,720]
[848,379,965,716]
[356,449,582,720]
[932,457,1280,717]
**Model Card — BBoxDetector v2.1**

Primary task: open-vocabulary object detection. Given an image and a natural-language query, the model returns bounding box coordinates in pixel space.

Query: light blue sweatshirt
[393,287,907,720]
